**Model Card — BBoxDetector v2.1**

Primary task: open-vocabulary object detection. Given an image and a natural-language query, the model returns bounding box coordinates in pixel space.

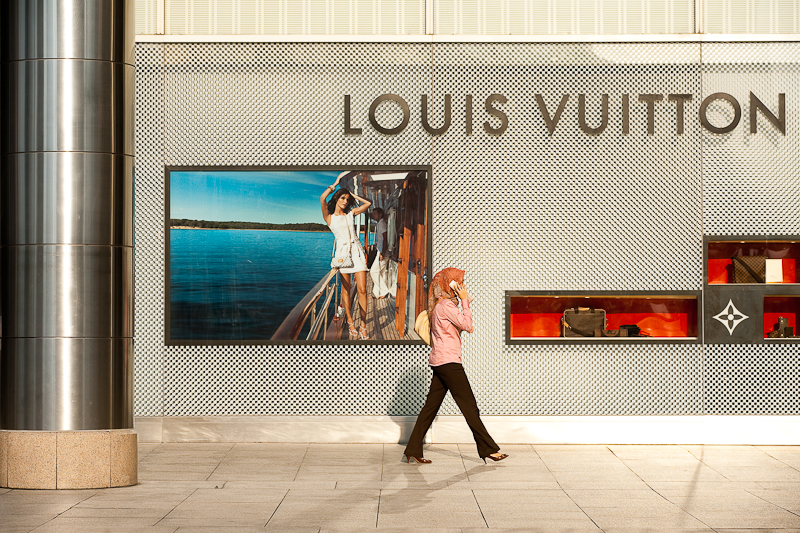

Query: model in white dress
[320,178,373,339]
[327,212,368,274]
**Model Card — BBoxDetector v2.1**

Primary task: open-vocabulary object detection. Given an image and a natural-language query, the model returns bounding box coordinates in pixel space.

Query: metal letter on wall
[699,92,741,134]
[483,94,508,135]
[421,94,451,135]
[749,92,785,135]
[535,94,569,135]
[368,94,410,135]
[344,95,362,135]
[668,94,693,135]
[578,94,609,135]
[638,94,664,135]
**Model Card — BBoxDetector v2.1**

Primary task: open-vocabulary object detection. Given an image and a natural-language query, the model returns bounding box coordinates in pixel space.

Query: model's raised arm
[350,193,372,216]
[320,176,341,225]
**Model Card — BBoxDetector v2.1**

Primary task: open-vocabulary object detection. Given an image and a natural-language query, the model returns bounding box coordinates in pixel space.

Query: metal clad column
[0,0,136,489]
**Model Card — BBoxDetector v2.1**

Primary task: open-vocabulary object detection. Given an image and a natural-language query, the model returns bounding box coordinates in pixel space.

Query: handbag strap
[732,256,765,283]
[346,212,358,244]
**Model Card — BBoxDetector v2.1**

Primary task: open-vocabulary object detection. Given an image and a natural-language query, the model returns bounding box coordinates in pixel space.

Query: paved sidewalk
[1,443,800,532]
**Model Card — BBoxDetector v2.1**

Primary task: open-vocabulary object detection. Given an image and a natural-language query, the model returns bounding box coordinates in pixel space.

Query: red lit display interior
[763,296,800,337]
[708,241,799,284]
[510,296,698,339]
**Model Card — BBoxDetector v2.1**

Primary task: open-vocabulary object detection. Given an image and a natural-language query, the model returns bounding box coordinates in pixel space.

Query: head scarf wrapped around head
[428,268,465,317]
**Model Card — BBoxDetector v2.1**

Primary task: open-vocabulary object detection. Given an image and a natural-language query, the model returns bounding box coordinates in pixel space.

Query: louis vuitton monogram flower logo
[713,299,749,335]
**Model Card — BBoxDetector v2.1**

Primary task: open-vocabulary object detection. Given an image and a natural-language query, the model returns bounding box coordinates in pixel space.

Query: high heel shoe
[347,321,357,337]
[359,323,370,340]
[482,453,509,464]
[404,455,431,464]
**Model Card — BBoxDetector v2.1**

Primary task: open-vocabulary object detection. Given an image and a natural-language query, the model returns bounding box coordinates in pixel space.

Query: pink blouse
[428,299,472,367]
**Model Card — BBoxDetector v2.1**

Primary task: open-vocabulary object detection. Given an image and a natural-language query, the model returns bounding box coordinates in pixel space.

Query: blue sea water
[169,229,335,340]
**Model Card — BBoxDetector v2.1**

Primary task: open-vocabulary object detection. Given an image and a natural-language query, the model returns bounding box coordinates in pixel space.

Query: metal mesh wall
[702,43,800,235]
[705,344,800,414]
[133,41,798,417]
[134,43,166,417]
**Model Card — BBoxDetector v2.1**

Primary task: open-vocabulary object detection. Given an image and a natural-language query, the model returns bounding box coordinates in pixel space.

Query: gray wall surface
[133,42,800,418]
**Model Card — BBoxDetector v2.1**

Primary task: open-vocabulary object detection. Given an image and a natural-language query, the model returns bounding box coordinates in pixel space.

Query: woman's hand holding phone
[450,281,474,302]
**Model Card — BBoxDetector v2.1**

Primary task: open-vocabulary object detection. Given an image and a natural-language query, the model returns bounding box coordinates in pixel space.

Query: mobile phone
[449,280,459,290]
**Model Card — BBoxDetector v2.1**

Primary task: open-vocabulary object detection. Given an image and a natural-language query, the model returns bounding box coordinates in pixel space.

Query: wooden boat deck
[327,275,422,341]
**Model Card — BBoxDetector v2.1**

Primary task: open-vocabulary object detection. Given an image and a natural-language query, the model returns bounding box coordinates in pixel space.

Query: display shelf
[706,237,800,285]
[763,295,800,339]
[506,291,700,344]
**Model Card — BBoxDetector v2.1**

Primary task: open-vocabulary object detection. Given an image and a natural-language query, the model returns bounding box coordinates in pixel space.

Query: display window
[506,291,700,344]
[707,239,800,285]
[764,296,800,339]
[165,166,431,345]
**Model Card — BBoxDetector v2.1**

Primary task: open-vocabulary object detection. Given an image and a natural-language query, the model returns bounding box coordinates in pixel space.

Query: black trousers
[404,363,499,459]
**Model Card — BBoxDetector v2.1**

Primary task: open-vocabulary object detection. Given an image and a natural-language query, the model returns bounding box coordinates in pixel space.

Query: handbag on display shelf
[561,307,606,337]
[731,255,766,283]
[331,241,353,269]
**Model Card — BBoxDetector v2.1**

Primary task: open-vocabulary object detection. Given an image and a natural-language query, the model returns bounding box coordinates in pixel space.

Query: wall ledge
[134,415,800,445]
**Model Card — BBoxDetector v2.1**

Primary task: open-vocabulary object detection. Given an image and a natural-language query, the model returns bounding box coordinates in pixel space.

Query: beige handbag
[414,310,431,345]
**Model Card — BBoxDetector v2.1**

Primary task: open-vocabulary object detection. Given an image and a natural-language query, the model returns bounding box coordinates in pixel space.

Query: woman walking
[404,268,508,464]
[320,175,372,340]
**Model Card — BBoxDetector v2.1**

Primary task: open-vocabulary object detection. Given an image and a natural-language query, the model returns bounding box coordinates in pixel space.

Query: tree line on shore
[170,218,329,232]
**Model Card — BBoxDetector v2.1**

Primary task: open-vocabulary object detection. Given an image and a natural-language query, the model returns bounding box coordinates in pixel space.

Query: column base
[0,429,137,489]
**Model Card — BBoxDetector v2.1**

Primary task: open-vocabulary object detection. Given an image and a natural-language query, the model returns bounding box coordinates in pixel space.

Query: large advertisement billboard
[166,167,430,344]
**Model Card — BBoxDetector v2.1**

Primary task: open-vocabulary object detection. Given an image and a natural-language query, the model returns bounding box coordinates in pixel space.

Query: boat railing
[271,269,340,341]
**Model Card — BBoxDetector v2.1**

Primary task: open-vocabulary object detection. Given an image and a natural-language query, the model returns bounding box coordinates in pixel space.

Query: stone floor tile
[378,489,487,528]
[603,524,716,533]
[294,469,382,481]
[713,529,800,533]
[336,480,450,490]
[565,488,664,500]
[0,490,97,505]
[587,514,710,530]
[756,445,800,468]
[159,518,267,528]
[689,512,800,529]
[548,471,650,489]
[175,526,282,533]
[165,501,279,520]
[222,481,337,490]
[58,506,176,519]
[648,481,764,494]
[138,463,220,473]
[301,455,384,467]
[445,480,561,489]
[711,465,800,482]
[0,502,80,516]
[136,471,214,481]
[181,488,288,503]
[465,466,557,482]
[473,488,582,509]
[378,510,486,529]
[320,527,460,533]
[756,481,800,491]
[0,514,58,529]
[137,443,161,455]
[620,465,730,482]
[745,488,800,510]
[380,471,470,484]
[31,517,169,532]
[206,471,298,482]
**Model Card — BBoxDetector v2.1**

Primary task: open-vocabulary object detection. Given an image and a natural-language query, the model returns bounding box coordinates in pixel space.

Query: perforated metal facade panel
[134,43,166,417]
[702,43,800,236]
[134,41,799,418]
